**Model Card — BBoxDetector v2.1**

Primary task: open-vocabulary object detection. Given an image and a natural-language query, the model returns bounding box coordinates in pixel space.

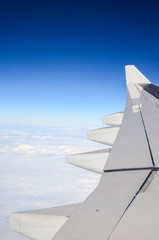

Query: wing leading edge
[10,66,159,240]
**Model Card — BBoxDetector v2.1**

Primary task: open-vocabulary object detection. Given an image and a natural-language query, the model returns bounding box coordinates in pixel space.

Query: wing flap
[66,149,111,174]
[10,204,77,240]
[87,126,120,146]
[102,112,123,126]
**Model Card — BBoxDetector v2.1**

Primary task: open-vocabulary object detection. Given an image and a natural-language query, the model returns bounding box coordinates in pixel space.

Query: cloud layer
[0,123,102,240]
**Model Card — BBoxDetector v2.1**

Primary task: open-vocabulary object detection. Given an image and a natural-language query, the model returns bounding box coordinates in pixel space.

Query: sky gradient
[1,0,159,125]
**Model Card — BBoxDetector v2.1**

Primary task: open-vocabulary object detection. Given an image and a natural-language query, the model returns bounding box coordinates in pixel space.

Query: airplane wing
[10,65,159,240]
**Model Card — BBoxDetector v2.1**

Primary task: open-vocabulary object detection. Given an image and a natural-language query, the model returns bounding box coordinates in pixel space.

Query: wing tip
[125,65,150,84]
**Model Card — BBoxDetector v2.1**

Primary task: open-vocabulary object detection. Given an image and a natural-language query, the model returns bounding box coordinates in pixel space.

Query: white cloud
[0,123,102,240]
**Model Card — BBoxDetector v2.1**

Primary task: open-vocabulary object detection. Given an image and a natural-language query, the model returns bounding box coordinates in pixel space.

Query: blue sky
[1,0,159,125]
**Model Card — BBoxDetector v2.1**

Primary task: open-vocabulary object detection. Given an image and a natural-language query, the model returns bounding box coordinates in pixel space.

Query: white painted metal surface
[87,126,119,146]
[109,171,159,240]
[10,204,77,240]
[104,104,153,170]
[139,102,159,167]
[67,149,111,174]
[102,112,123,126]
[104,66,155,170]
[53,170,150,240]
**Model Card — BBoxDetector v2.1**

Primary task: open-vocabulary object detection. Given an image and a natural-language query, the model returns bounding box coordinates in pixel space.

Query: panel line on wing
[139,105,155,166]
[107,170,153,240]
[104,167,159,173]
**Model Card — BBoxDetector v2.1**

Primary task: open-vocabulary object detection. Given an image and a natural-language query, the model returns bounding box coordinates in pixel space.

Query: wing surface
[53,170,149,240]
[109,171,159,240]
[53,66,159,240]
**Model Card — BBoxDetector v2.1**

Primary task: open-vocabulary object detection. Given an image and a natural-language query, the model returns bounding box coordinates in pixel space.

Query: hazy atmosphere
[1,0,159,239]
[0,122,102,239]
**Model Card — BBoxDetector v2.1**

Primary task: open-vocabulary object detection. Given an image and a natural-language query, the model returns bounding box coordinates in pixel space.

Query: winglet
[125,65,150,84]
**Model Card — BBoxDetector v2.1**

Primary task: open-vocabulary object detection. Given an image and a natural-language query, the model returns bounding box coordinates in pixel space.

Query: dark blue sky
[1,0,159,124]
